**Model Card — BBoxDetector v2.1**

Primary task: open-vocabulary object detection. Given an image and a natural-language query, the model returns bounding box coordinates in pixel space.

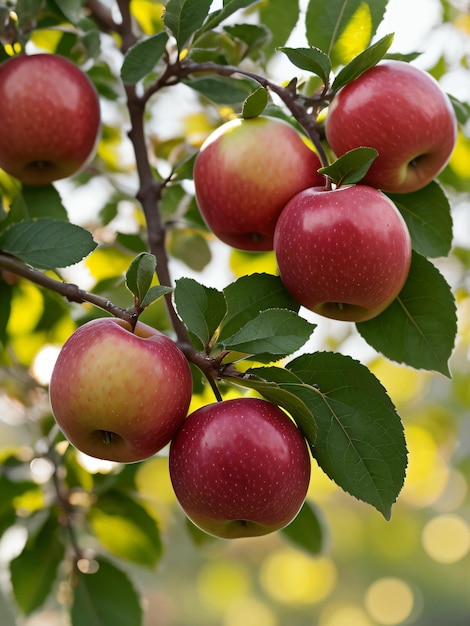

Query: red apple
[49,317,192,463]
[273,184,412,322]
[0,53,101,185]
[169,397,311,539]
[325,60,457,193]
[193,116,325,251]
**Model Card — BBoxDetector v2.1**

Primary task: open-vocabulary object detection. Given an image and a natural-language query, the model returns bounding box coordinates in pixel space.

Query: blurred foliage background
[0,0,470,625]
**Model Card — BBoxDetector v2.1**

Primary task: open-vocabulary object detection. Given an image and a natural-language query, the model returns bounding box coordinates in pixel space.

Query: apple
[169,397,311,539]
[0,53,101,186]
[193,116,325,251]
[273,184,412,322]
[49,317,192,463]
[325,60,457,193]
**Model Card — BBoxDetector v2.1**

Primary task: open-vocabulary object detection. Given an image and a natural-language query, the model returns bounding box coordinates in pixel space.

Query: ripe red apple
[325,60,457,193]
[193,116,325,251]
[273,184,412,322]
[0,53,101,186]
[169,397,311,539]
[49,317,192,463]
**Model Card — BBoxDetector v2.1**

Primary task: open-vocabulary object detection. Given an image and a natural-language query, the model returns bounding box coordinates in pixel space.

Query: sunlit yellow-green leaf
[333,2,373,65]
[130,0,165,34]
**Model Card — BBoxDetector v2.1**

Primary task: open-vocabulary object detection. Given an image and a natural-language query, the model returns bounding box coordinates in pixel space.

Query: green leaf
[140,285,173,308]
[120,32,169,84]
[387,181,453,258]
[125,252,157,302]
[46,0,82,23]
[71,558,143,626]
[318,147,378,186]
[21,184,69,220]
[168,229,211,271]
[357,252,457,376]
[287,352,407,520]
[281,500,326,555]
[10,511,66,615]
[0,476,39,538]
[0,218,97,269]
[0,279,12,346]
[306,0,388,66]
[223,23,271,58]
[182,75,259,104]
[224,365,317,446]
[332,32,395,91]
[448,93,470,125]
[220,308,316,361]
[259,0,300,57]
[242,87,269,118]
[278,46,331,84]
[219,273,300,341]
[200,0,263,33]
[306,0,362,55]
[164,0,212,50]
[88,491,162,567]
[174,277,227,349]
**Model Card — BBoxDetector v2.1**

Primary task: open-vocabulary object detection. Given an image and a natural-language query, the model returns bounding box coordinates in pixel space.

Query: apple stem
[101,430,114,445]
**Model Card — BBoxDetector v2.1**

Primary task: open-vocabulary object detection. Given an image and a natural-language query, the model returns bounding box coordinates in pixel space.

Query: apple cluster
[49,317,311,539]
[0,54,101,185]
[194,61,457,322]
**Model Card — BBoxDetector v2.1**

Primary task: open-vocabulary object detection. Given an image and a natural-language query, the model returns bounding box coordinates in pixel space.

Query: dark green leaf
[141,285,173,308]
[10,511,66,615]
[46,0,82,23]
[260,0,300,57]
[357,252,457,376]
[287,352,407,520]
[174,277,227,349]
[88,491,162,567]
[242,87,269,118]
[224,365,317,446]
[0,279,12,346]
[220,308,315,360]
[183,75,259,104]
[223,23,271,58]
[387,181,453,258]
[278,46,331,84]
[0,218,97,269]
[164,0,212,50]
[318,147,378,186]
[21,185,69,220]
[121,32,169,84]
[200,0,263,33]
[281,500,326,555]
[71,558,143,626]
[219,273,300,341]
[125,252,157,302]
[332,33,395,91]
[168,229,211,271]
[448,93,470,125]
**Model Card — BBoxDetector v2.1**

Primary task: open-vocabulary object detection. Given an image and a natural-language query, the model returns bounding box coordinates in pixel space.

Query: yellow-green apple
[49,317,192,463]
[0,53,101,186]
[273,184,412,322]
[193,116,325,251]
[325,60,457,193]
[169,397,311,539]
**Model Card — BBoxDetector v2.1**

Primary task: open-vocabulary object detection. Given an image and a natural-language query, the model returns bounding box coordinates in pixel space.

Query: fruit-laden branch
[0,252,238,397]
[0,253,137,323]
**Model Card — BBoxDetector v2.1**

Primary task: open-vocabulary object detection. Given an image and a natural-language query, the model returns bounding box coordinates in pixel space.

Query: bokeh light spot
[197,559,251,614]
[364,577,414,625]
[224,595,278,626]
[319,602,374,626]
[422,513,470,563]
[260,549,337,605]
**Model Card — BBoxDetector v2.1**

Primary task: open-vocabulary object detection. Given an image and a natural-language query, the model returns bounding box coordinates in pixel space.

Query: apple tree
[0,1,469,624]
